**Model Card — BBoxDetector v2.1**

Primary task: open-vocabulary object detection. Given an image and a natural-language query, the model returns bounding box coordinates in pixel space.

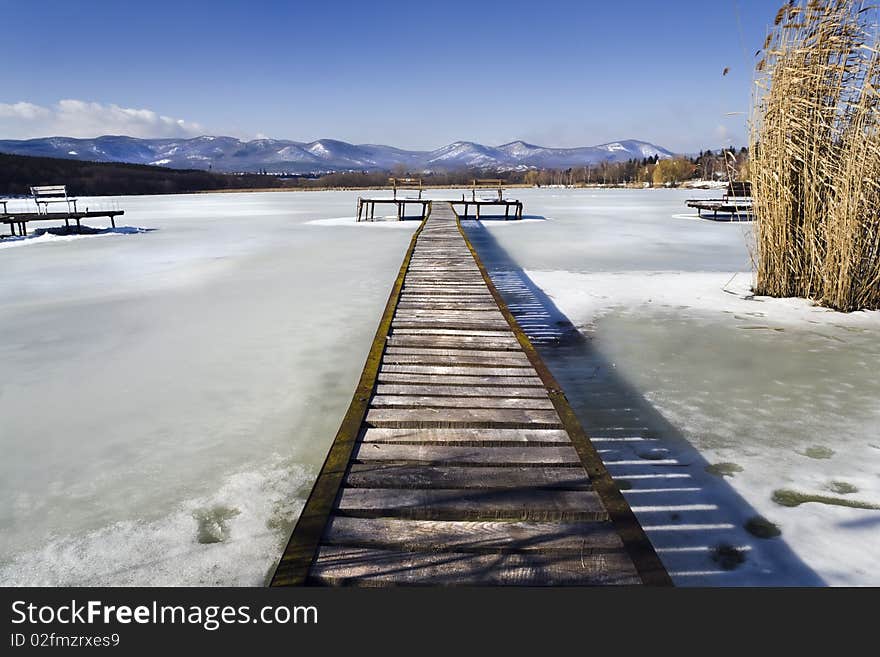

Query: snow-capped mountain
[0,135,674,173]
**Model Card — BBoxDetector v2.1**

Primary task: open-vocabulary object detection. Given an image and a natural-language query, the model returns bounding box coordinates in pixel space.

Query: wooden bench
[471,178,505,202]
[726,181,752,199]
[686,181,753,220]
[31,185,78,215]
[389,178,423,200]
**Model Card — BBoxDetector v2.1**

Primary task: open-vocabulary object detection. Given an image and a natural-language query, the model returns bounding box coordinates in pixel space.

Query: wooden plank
[390,328,515,337]
[377,373,545,387]
[380,354,531,367]
[395,304,500,311]
[365,407,563,429]
[384,347,527,358]
[392,313,509,322]
[344,464,591,490]
[369,395,555,410]
[361,427,571,444]
[391,321,512,331]
[374,384,549,398]
[380,365,536,377]
[324,517,622,552]
[309,546,639,586]
[337,487,607,521]
[386,336,520,350]
[353,443,581,465]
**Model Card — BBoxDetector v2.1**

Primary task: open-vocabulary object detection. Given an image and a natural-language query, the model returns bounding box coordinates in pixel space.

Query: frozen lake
[1,188,878,586]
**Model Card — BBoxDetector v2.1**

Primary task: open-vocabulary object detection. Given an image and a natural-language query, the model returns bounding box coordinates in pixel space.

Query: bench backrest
[472,178,505,200]
[726,181,752,198]
[31,185,69,201]
[389,177,422,199]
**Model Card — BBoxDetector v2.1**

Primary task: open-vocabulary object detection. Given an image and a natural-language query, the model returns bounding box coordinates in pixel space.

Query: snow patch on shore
[0,458,313,587]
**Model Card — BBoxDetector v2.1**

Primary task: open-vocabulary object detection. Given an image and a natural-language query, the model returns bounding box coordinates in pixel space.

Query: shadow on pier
[462,219,824,586]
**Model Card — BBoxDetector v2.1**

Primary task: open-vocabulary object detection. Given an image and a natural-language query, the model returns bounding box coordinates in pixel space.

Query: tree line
[0,153,288,197]
[0,147,750,198]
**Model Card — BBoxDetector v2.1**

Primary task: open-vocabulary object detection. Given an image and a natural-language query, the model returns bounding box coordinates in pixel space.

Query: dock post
[505,203,510,220]
[476,203,481,220]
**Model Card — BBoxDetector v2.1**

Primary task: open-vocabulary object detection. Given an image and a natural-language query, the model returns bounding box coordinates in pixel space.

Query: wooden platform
[357,198,523,222]
[1,210,125,236]
[686,182,753,221]
[684,199,753,221]
[271,202,669,586]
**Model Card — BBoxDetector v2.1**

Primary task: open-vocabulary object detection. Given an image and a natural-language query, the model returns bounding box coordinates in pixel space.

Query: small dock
[685,181,753,221]
[357,178,523,222]
[271,202,669,586]
[1,210,125,237]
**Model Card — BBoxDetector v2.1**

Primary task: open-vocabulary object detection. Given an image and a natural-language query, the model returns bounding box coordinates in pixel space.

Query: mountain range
[0,135,675,174]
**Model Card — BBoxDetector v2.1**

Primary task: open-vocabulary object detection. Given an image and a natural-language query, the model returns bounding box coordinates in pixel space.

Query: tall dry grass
[751,0,880,311]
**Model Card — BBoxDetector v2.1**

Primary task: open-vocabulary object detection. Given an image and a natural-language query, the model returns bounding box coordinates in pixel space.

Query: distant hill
[0,152,287,197]
[0,135,675,174]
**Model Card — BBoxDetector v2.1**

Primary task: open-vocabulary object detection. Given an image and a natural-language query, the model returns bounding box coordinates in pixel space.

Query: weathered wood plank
[344,464,591,490]
[365,407,563,429]
[353,443,581,465]
[309,546,639,586]
[369,395,555,410]
[391,321,512,331]
[390,328,516,337]
[384,347,528,359]
[361,427,572,443]
[337,487,606,521]
[324,517,623,552]
[380,354,532,367]
[380,365,536,376]
[374,384,549,398]
[377,373,545,387]
[386,336,521,350]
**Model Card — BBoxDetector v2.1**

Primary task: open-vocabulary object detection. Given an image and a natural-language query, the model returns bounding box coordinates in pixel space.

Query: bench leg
[76,218,81,234]
[111,216,116,229]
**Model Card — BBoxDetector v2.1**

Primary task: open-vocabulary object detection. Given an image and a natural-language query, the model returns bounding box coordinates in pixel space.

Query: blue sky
[0,0,777,152]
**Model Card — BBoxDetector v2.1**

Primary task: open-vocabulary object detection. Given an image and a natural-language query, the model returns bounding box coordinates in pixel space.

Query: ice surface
[463,188,880,586]
[2,187,877,586]
[0,191,418,585]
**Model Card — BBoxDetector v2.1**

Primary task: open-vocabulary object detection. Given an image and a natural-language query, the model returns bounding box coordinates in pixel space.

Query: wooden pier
[271,202,670,586]
[1,209,125,237]
[685,181,753,221]
[357,178,523,222]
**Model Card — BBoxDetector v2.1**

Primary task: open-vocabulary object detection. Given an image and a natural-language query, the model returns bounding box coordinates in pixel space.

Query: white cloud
[0,99,205,139]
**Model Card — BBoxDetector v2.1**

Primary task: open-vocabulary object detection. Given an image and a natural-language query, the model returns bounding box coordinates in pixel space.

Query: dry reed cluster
[751,0,880,311]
